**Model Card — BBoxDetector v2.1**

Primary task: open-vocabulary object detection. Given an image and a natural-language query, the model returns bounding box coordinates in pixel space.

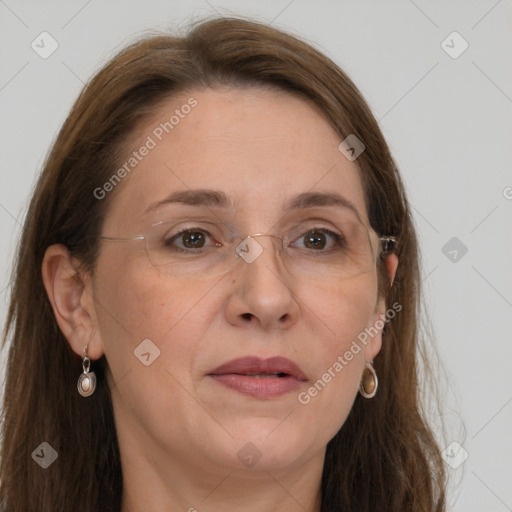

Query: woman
[0,17,446,512]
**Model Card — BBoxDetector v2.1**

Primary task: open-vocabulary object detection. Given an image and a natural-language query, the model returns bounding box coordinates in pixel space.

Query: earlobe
[41,244,104,360]
[365,253,399,362]
[386,253,399,288]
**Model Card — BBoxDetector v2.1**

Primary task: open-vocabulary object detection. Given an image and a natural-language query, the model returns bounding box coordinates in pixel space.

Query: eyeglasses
[98,217,397,280]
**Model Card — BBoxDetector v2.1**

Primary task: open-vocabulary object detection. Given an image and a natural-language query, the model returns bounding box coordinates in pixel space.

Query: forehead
[103,87,369,229]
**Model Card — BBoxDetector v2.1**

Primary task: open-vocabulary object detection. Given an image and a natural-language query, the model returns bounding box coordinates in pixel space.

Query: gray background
[1,1,511,510]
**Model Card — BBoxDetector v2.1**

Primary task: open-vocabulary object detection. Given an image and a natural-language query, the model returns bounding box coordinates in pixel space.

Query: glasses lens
[281,219,376,278]
[143,217,377,279]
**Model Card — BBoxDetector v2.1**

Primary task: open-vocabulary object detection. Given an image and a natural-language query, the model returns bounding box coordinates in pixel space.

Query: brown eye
[181,230,207,248]
[303,230,327,250]
[166,229,213,251]
[292,229,344,251]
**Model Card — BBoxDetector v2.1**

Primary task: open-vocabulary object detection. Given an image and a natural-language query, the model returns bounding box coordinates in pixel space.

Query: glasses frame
[97,231,398,258]
[97,225,398,280]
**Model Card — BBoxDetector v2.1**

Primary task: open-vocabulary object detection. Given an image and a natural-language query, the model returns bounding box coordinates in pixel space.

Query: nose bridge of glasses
[234,233,284,266]
[249,233,283,252]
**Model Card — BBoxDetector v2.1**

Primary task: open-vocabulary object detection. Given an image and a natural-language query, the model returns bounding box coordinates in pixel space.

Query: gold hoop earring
[359,361,378,399]
[77,345,97,397]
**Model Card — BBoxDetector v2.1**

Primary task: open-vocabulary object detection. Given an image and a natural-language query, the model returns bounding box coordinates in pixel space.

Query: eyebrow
[144,189,362,221]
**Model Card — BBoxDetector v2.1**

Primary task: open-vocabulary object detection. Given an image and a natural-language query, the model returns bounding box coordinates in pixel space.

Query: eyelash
[166,227,346,253]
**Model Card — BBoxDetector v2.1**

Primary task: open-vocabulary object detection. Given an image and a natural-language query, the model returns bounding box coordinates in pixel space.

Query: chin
[217,422,319,471]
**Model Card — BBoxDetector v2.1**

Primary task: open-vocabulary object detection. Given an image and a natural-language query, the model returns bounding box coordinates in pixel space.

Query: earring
[77,345,97,397]
[359,361,378,399]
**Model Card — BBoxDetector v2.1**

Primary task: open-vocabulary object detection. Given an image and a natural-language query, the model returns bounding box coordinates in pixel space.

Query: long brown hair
[1,17,446,511]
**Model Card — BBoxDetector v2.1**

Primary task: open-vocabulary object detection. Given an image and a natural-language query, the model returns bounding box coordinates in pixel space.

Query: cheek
[294,275,378,426]
[299,273,378,350]
[92,252,222,383]
[92,257,227,443]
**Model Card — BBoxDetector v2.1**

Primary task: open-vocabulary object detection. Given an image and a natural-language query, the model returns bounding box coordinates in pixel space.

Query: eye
[291,228,345,251]
[166,228,219,251]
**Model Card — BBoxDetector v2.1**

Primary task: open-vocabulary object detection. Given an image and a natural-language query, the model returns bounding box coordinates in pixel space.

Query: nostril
[241,313,253,321]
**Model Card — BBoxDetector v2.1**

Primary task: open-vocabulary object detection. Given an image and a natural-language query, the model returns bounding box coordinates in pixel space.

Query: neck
[119,434,324,512]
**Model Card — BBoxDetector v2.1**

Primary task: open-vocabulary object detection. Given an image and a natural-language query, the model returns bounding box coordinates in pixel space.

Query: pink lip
[207,356,308,399]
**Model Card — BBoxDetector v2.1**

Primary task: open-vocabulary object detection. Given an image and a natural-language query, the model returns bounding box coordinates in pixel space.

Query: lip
[207,356,308,399]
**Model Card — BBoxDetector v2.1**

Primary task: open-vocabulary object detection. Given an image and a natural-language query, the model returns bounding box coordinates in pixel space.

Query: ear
[364,253,399,362]
[41,244,104,360]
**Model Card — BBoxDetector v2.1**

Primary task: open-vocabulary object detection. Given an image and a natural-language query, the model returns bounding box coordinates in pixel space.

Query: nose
[224,234,300,331]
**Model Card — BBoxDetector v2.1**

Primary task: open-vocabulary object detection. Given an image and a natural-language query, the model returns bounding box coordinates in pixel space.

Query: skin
[43,87,398,512]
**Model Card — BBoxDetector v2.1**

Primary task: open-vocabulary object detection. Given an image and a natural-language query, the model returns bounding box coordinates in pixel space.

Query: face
[86,87,391,475]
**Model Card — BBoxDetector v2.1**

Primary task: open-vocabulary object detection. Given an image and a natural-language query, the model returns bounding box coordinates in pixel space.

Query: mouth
[234,372,289,378]
[207,356,308,399]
